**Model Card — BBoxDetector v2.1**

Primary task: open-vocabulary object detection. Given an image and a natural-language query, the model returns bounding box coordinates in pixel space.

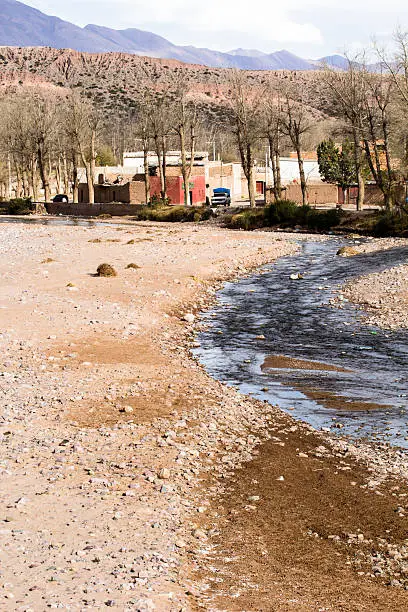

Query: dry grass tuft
[96,263,117,277]
[41,257,55,264]
[88,238,102,243]
[126,263,140,270]
[126,239,135,245]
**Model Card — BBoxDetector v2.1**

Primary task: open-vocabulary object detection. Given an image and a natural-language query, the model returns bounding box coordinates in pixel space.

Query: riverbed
[195,238,408,448]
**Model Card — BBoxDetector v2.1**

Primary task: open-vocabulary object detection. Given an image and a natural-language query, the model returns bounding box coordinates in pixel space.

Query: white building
[122,151,210,174]
[258,157,322,187]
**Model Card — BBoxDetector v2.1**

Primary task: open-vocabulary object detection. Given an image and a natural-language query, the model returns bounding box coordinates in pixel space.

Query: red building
[150,175,206,206]
[78,173,206,206]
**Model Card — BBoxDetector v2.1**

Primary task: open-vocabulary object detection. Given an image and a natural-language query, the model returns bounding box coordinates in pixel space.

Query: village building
[77,150,339,207]
[78,152,244,206]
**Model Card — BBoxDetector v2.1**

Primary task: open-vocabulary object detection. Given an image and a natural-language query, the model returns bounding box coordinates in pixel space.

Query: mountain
[0,0,119,51]
[317,55,351,70]
[228,48,268,58]
[0,0,340,71]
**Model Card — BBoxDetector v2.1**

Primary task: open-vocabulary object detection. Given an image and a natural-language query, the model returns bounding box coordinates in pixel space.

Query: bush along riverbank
[223,199,408,237]
[0,197,35,215]
[133,204,213,223]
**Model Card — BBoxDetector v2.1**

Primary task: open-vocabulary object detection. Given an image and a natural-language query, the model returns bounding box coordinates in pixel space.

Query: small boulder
[337,246,359,257]
[158,468,170,480]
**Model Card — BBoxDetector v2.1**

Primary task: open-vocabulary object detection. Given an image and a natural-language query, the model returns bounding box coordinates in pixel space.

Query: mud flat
[1,222,407,611]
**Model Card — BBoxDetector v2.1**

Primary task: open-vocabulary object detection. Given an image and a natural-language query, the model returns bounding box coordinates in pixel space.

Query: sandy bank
[0,221,298,610]
[333,237,408,330]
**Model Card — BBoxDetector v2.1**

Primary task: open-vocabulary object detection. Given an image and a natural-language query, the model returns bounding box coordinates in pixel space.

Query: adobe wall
[45,202,146,216]
[277,183,338,205]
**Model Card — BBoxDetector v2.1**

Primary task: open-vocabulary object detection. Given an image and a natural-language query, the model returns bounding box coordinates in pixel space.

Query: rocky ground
[1,220,408,612]
[335,237,408,329]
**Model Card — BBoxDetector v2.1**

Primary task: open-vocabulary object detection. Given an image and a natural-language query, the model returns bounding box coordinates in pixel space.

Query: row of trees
[228,31,408,209]
[2,31,408,209]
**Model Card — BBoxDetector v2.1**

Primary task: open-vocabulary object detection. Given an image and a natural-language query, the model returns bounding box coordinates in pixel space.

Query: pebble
[158,468,170,480]
[183,313,195,324]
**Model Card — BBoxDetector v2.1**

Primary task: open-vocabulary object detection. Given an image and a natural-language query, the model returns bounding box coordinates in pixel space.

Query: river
[194,238,408,448]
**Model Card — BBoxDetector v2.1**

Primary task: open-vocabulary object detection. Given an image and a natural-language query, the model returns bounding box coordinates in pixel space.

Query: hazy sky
[22,0,408,58]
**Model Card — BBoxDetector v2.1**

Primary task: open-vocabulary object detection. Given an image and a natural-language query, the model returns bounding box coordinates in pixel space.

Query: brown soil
[196,425,408,611]
[296,386,392,412]
[262,355,350,373]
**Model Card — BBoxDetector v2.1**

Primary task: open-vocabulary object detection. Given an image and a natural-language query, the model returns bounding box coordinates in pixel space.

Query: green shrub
[6,198,35,215]
[223,200,343,232]
[371,212,408,236]
[134,205,212,223]
[306,208,342,231]
[265,199,301,225]
[229,209,266,230]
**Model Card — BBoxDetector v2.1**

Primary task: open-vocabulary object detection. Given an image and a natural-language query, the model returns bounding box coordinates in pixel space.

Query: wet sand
[262,354,350,373]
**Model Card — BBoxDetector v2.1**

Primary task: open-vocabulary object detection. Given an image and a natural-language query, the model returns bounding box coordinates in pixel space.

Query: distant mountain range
[0,0,348,71]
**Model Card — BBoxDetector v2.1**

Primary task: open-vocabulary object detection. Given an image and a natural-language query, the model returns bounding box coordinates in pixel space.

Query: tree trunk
[22,170,29,198]
[15,163,22,198]
[89,131,96,204]
[296,147,308,206]
[383,118,394,210]
[62,154,70,197]
[357,170,365,210]
[56,156,62,194]
[38,145,50,202]
[143,143,150,205]
[248,164,256,208]
[154,135,165,200]
[179,123,195,207]
[274,150,282,199]
[72,168,79,204]
[351,129,364,211]
[341,187,348,206]
[270,151,278,200]
[86,162,94,204]
[30,161,38,202]
[7,154,12,200]
[162,136,167,199]
[179,125,188,206]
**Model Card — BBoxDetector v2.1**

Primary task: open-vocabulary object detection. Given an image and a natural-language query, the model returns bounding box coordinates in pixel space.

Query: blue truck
[211,187,231,206]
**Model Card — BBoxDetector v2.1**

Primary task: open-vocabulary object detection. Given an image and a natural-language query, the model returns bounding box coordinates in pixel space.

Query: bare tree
[29,90,58,202]
[228,71,263,208]
[129,102,151,205]
[262,81,286,200]
[172,74,198,207]
[322,58,368,210]
[280,81,315,206]
[66,93,100,204]
[361,70,397,209]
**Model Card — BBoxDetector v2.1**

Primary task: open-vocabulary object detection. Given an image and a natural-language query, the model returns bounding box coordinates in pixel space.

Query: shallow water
[0,216,111,227]
[195,238,408,448]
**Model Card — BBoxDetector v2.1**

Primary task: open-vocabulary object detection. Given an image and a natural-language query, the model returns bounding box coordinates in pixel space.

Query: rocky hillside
[0,46,326,121]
